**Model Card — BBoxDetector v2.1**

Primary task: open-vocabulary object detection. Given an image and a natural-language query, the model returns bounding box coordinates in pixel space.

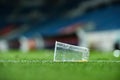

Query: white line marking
[0,60,120,63]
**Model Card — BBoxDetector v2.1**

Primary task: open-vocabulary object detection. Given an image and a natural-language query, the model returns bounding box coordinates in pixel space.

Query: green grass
[0,50,120,80]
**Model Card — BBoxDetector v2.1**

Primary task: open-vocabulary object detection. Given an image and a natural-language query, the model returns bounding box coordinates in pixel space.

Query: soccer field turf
[0,50,120,80]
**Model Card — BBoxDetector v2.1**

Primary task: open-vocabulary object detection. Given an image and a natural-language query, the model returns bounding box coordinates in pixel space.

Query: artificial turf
[0,50,120,80]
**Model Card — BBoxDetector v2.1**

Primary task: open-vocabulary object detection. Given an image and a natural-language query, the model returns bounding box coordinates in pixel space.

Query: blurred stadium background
[0,0,120,52]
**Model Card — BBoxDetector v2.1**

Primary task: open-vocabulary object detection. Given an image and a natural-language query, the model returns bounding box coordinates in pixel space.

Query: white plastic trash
[54,41,89,62]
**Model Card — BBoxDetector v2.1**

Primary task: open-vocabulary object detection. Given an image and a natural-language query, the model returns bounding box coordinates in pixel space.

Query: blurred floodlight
[113,50,120,57]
